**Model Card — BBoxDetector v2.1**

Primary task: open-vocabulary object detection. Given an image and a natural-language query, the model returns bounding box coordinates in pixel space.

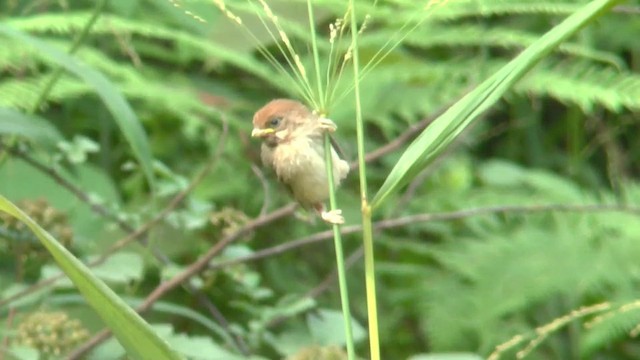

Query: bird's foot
[318,117,337,133]
[321,209,345,225]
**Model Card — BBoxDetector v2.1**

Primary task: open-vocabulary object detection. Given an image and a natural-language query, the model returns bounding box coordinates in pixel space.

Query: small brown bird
[251,99,349,224]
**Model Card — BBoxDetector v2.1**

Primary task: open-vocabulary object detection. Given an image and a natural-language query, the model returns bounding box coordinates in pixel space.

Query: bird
[251,99,349,224]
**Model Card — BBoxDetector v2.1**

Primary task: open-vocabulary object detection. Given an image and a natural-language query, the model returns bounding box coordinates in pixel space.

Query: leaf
[371,0,622,208]
[0,24,156,191]
[307,309,366,346]
[43,255,145,289]
[6,346,40,360]
[0,195,183,360]
[0,107,63,147]
[57,135,100,164]
[160,328,241,360]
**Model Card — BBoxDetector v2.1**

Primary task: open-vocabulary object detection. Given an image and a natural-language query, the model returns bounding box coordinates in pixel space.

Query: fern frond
[581,302,640,357]
[402,25,624,68]
[366,56,640,117]
[519,60,640,113]
[0,39,41,72]
[7,12,286,92]
[0,73,212,122]
[430,0,583,20]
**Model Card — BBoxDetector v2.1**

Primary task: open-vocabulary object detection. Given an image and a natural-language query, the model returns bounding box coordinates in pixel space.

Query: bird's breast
[262,134,348,207]
[270,137,330,206]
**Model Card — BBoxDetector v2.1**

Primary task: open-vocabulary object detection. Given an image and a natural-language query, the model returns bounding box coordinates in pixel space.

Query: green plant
[1,0,639,359]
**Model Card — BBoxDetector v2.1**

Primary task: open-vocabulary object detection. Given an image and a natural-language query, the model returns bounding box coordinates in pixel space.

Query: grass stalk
[247,1,315,106]
[307,0,325,109]
[310,2,354,356]
[348,1,381,359]
[323,133,356,359]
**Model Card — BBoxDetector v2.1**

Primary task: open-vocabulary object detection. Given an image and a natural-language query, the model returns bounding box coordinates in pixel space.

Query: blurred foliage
[11,310,89,358]
[0,0,639,359]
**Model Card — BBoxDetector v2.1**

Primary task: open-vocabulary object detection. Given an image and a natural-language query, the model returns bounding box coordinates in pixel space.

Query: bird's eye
[268,117,282,128]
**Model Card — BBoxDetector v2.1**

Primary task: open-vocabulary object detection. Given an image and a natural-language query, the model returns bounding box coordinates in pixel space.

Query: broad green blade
[0,108,63,148]
[0,195,183,360]
[371,0,622,208]
[0,25,156,191]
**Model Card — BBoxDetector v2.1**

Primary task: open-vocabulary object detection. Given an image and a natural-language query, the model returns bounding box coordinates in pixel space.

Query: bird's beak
[251,128,275,138]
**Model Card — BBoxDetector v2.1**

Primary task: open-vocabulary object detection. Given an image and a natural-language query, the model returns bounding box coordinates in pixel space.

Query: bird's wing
[330,135,349,161]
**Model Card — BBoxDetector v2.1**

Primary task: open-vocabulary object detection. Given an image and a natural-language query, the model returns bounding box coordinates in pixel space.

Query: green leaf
[371,0,622,208]
[41,252,144,286]
[0,25,156,191]
[57,135,100,164]
[307,309,366,346]
[0,195,183,360]
[154,324,242,360]
[0,108,63,147]
[6,346,40,360]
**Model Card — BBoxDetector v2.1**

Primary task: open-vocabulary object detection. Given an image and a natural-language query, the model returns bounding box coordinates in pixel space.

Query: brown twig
[1,122,249,354]
[0,122,228,308]
[613,5,640,14]
[61,97,461,356]
[350,92,465,170]
[0,307,16,360]
[65,203,297,360]
[304,247,363,300]
[204,203,640,333]
[264,247,364,330]
[5,145,136,233]
[207,203,640,269]
[251,163,270,217]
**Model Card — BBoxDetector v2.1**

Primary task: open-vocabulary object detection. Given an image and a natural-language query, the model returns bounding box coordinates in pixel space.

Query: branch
[2,122,251,354]
[1,122,228,308]
[65,203,297,360]
[350,90,469,169]
[208,203,640,269]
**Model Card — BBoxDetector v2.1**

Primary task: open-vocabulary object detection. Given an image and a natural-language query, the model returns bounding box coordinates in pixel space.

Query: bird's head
[251,99,312,147]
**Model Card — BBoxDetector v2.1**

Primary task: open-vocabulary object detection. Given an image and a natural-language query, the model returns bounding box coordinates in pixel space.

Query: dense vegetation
[1,0,639,359]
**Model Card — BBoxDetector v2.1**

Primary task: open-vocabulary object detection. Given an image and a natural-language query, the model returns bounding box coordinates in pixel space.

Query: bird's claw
[318,117,338,133]
[321,209,345,225]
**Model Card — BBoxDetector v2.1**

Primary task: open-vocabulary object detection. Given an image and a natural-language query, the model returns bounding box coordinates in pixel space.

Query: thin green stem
[246,1,315,104]
[335,3,438,105]
[348,1,380,359]
[307,0,325,109]
[361,205,379,358]
[30,0,108,114]
[323,133,355,359]
[326,10,350,106]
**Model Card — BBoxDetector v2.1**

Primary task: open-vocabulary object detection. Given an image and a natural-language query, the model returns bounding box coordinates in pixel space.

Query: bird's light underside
[251,99,349,225]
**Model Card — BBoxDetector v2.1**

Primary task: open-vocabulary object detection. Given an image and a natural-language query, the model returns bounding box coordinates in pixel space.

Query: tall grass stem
[323,133,356,359]
[307,1,325,109]
[348,1,381,359]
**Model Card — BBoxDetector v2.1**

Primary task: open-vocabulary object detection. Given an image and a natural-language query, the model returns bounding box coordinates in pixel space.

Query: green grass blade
[0,195,183,360]
[0,25,156,191]
[371,0,622,208]
[0,108,63,148]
